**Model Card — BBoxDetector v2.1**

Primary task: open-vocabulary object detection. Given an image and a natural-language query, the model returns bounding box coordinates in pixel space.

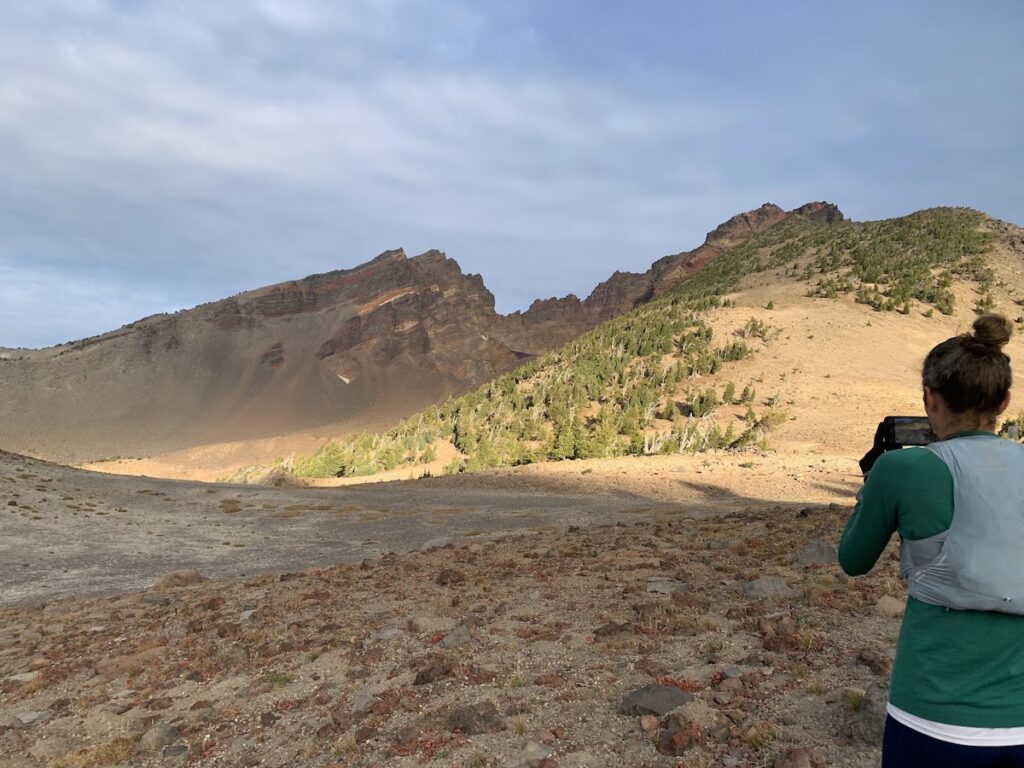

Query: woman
[839,313,1024,767]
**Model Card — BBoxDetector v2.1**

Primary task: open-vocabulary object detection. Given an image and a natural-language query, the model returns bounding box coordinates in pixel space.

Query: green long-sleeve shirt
[839,431,1024,727]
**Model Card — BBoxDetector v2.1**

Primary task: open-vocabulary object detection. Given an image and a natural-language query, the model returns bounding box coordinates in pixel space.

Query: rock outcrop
[499,201,843,341]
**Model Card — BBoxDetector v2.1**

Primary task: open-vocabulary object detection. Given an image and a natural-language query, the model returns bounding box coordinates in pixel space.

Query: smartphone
[885,416,935,447]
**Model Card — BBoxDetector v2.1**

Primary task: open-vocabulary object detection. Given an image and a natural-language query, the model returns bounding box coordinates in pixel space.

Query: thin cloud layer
[1,1,1022,347]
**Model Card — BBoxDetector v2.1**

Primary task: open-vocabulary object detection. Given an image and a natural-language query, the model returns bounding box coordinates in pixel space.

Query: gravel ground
[1,451,695,605]
[1,491,901,767]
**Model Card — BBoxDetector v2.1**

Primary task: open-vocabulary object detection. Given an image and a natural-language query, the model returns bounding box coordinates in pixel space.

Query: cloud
[1,1,1022,347]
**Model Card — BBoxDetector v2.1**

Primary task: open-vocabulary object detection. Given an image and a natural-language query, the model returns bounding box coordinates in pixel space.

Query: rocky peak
[704,203,788,248]
[792,201,844,224]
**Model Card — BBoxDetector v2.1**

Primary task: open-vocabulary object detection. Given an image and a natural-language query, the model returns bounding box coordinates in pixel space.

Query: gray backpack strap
[900,530,946,579]
[904,438,1024,614]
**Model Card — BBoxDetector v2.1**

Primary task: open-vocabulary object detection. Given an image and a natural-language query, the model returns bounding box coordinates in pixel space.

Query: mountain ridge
[0,201,838,463]
[271,205,1015,483]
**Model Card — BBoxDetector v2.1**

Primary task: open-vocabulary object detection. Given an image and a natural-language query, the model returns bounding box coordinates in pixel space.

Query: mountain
[0,202,838,464]
[280,206,1023,481]
[496,202,843,338]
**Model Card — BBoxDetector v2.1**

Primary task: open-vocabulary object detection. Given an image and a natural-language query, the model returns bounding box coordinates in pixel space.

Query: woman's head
[922,313,1013,434]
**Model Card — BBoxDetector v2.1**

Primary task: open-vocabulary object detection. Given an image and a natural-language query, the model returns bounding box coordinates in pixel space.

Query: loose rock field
[1,503,899,768]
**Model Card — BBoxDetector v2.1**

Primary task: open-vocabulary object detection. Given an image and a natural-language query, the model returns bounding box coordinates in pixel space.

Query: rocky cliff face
[496,201,843,346]
[0,202,842,463]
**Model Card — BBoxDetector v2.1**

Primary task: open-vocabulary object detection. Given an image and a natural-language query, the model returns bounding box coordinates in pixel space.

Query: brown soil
[1,459,890,767]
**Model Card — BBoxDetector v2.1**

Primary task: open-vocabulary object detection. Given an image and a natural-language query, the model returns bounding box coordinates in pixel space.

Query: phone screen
[891,416,934,446]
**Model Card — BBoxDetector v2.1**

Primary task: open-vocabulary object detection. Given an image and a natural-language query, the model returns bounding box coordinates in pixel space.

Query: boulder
[743,577,795,600]
[139,723,181,752]
[618,685,693,717]
[445,701,506,735]
[794,540,838,566]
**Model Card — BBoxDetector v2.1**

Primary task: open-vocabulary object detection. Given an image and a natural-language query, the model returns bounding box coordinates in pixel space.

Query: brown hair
[922,313,1013,414]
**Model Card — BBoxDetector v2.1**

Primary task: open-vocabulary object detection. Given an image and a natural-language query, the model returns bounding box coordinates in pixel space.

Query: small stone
[561,752,602,768]
[408,616,457,634]
[83,709,147,738]
[445,701,506,735]
[834,686,865,705]
[666,698,724,731]
[439,624,473,649]
[142,593,171,605]
[95,646,166,677]
[618,685,694,717]
[849,683,888,743]
[646,578,688,594]
[28,737,71,761]
[354,725,376,743]
[49,698,71,713]
[774,746,828,768]
[392,724,419,748]
[7,672,39,684]
[158,569,204,588]
[717,677,744,693]
[163,744,189,758]
[794,540,838,566]
[435,568,466,586]
[100,700,133,715]
[261,711,279,727]
[14,711,51,726]
[658,719,704,756]
[874,595,905,618]
[413,654,455,685]
[502,741,555,768]
[640,715,660,733]
[742,577,795,600]
[593,621,633,637]
[139,722,181,752]
[534,673,565,688]
[857,649,891,675]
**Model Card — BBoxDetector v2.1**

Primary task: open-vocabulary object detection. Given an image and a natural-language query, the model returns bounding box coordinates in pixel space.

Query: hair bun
[972,313,1013,350]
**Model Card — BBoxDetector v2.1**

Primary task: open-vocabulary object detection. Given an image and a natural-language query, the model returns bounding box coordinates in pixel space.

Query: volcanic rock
[619,685,694,717]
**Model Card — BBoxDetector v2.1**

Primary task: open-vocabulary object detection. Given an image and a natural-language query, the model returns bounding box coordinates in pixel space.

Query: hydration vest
[900,435,1024,614]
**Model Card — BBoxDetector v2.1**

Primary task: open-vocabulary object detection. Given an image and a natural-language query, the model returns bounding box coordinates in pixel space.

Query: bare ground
[0,451,692,606]
[0,450,897,768]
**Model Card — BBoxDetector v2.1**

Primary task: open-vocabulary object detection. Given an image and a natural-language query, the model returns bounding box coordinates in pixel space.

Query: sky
[1,1,1022,348]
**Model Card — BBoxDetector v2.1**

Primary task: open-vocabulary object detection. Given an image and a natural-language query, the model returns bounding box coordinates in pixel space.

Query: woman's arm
[838,459,899,576]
